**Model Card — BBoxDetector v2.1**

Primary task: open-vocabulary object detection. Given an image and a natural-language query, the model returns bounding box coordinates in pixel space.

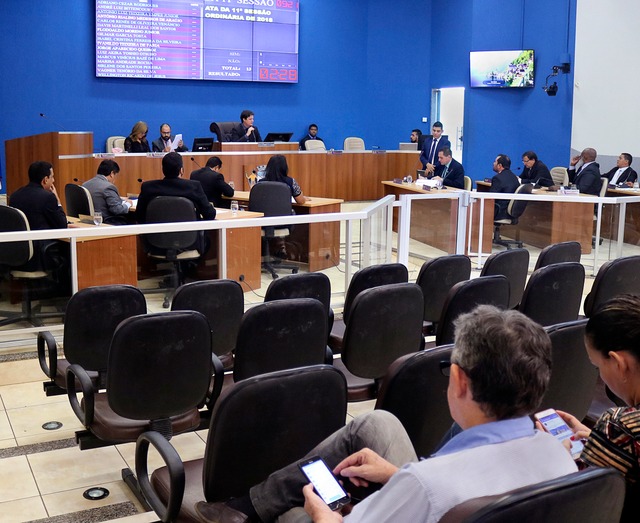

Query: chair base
[261,260,299,279]
[121,467,152,512]
[43,381,66,397]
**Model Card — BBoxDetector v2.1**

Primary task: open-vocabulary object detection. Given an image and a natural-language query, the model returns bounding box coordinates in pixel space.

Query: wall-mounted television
[95,0,299,83]
[470,50,534,88]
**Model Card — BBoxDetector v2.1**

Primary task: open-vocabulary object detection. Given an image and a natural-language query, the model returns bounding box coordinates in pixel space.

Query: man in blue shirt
[196,306,577,523]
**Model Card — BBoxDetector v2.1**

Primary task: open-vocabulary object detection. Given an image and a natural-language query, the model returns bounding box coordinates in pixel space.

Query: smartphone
[534,408,584,458]
[298,456,351,511]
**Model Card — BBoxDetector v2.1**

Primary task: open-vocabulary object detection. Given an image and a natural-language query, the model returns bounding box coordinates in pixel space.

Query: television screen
[469,50,534,88]
[95,0,299,83]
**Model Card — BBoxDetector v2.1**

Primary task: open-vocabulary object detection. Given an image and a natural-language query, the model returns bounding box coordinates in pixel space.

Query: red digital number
[289,69,298,81]
[259,68,269,80]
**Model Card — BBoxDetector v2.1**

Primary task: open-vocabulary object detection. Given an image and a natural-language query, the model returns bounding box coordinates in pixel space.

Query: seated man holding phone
[196,306,577,523]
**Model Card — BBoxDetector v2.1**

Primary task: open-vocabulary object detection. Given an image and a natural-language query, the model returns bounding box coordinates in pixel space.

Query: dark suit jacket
[490,169,520,220]
[136,177,216,224]
[124,137,150,153]
[9,182,67,230]
[231,123,262,142]
[420,136,452,170]
[568,162,601,195]
[440,158,465,189]
[604,166,638,185]
[152,135,188,152]
[521,160,553,187]
[299,135,325,150]
[190,167,235,208]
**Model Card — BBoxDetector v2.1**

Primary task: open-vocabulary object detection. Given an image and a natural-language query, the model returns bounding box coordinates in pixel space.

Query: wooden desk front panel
[76,235,138,289]
[223,227,261,291]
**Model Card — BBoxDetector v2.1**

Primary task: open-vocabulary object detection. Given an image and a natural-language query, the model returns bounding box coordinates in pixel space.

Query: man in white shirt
[196,306,578,523]
[604,153,637,187]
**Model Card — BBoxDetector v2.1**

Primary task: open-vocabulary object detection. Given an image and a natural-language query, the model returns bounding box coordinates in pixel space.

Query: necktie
[429,139,437,164]
[442,165,449,178]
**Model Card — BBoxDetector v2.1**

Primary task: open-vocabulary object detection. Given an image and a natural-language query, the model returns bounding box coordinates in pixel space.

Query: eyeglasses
[440,360,453,377]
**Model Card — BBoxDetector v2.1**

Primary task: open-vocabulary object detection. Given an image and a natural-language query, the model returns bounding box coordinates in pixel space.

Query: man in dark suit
[490,154,520,220]
[520,151,553,187]
[567,147,602,195]
[151,123,188,152]
[299,123,324,150]
[434,147,465,189]
[419,121,451,175]
[603,153,637,187]
[231,109,262,142]
[190,156,235,208]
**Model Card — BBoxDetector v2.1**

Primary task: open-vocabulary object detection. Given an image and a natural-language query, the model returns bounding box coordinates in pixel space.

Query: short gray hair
[452,305,552,420]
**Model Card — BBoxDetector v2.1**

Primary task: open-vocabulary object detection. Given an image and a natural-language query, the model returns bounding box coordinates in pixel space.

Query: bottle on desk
[634,180,639,191]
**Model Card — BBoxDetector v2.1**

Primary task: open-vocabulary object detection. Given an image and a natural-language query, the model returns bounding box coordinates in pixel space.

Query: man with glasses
[520,150,553,187]
[197,306,577,523]
[83,159,134,225]
[152,123,188,153]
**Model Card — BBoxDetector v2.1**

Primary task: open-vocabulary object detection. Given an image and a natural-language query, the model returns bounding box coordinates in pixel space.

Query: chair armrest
[66,363,95,426]
[204,353,225,411]
[324,346,334,365]
[328,309,335,334]
[136,431,185,523]
[37,330,58,379]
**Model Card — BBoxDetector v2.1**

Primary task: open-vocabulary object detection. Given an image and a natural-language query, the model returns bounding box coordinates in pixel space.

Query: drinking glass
[230,200,239,214]
[228,181,235,189]
[93,211,103,226]
[406,175,413,184]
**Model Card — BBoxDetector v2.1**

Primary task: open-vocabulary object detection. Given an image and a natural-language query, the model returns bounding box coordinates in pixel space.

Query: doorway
[431,87,465,163]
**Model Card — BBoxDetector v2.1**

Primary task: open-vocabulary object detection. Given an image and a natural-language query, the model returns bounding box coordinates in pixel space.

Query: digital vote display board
[96,0,299,83]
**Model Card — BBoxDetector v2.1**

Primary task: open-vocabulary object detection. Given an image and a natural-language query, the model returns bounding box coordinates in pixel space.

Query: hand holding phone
[299,457,351,511]
[534,408,584,458]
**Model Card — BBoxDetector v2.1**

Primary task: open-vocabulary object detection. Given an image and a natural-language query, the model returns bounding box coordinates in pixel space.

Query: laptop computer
[192,137,214,152]
[264,132,293,142]
[399,142,418,151]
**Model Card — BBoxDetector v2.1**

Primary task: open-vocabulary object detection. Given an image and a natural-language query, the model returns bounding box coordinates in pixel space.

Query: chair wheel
[162,297,170,308]
[292,268,299,274]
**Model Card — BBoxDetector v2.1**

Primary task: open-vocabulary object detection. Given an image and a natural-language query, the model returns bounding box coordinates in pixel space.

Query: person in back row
[262,154,308,204]
[419,121,451,175]
[152,123,188,153]
[231,110,262,142]
[520,150,553,187]
[83,159,133,225]
[490,153,520,220]
[124,121,151,153]
[432,147,464,189]
[190,156,235,208]
[604,153,637,187]
[567,147,601,195]
[299,124,324,150]
[195,305,577,523]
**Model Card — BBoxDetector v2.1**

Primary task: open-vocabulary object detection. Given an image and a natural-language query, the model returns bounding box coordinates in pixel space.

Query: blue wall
[0,0,575,193]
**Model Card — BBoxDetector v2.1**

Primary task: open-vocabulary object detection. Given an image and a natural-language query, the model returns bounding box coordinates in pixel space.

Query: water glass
[93,211,103,226]
[230,200,239,214]
[228,180,235,189]
[406,175,413,184]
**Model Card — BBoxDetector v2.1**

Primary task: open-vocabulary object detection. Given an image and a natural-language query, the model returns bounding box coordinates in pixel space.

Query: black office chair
[583,255,640,317]
[143,196,205,308]
[0,205,67,328]
[136,365,348,523]
[493,183,533,249]
[438,468,626,523]
[534,241,582,270]
[416,255,471,335]
[375,345,454,457]
[38,284,147,396]
[209,121,236,142]
[171,279,244,370]
[480,249,530,309]
[518,262,585,327]
[329,263,409,353]
[248,181,299,279]
[65,183,94,218]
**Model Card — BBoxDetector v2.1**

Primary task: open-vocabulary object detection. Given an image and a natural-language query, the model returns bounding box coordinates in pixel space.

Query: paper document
[170,134,183,151]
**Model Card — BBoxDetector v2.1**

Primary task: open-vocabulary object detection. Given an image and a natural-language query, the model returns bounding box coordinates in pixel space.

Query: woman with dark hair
[263,154,308,204]
[559,294,640,522]
[124,121,151,153]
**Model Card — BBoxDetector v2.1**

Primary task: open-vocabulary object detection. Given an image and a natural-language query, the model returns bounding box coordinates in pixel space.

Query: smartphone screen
[299,457,351,510]
[535,409,584,458]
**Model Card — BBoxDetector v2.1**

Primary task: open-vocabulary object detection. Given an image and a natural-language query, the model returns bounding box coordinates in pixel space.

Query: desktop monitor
[192,138,214,152]
[264,132,293,142]
[399,142,418,151]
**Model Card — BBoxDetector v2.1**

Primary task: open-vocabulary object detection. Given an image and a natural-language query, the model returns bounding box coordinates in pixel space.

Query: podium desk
[476,182,593,253]
[382,181,494,255]
[230,191,343,272]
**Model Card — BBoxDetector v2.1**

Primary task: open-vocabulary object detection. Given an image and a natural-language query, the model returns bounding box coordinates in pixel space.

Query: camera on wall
[543,81,559,96]
[542,58,571,96]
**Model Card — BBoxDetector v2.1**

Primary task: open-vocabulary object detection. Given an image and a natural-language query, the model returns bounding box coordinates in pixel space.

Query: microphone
[137,178,143,183]
[190,157,202,168]
[39,113,68,131]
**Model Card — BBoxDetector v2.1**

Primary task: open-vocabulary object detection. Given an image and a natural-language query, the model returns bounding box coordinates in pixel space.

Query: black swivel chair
[209,121,236,142]
[143,196,205,308]
[65,183,94,218]
[480,249,530,309]
[248,181,299,279]
[583,255,640,317]
[534,241,582,270]
[416,255,471,335]
[493,183,533,249]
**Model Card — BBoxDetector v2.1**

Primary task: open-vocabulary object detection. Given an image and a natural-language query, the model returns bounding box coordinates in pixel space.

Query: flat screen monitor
[192,138,214,152]
[95,0,299,83]
[470,50,534,88]
[264,132,293,142]
[399,142,418,151]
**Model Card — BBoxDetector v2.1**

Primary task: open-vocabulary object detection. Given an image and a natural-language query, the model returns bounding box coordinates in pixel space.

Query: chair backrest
[518,262,585,327]
[506,183,533,221]
[171,279,244,357]
[203,365,347,501]
[341,283,425,380]
[209,121,236,142]
[264,272,332,319]
[438,468,626,523]
[106,135,126,152]
[305,139,326,151]
[417,255,471,323]
[343,263,409,324]
[107,311,212,422]
[65,183,95,218]
[534,241,582,271]
[0,206,33,267]
[599,176,608,197]
[64,284,147,371]
[583,255,640,317]
[436,275,510,346]
[538,319,598,420]
[233,298,328,381]
[464,175,472,191]
[144,196,199,253]
[550,166,569,186]
[480,249,530,309]
[343,136,365,151]
[375,345,454,457]
[248,181,292,217]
